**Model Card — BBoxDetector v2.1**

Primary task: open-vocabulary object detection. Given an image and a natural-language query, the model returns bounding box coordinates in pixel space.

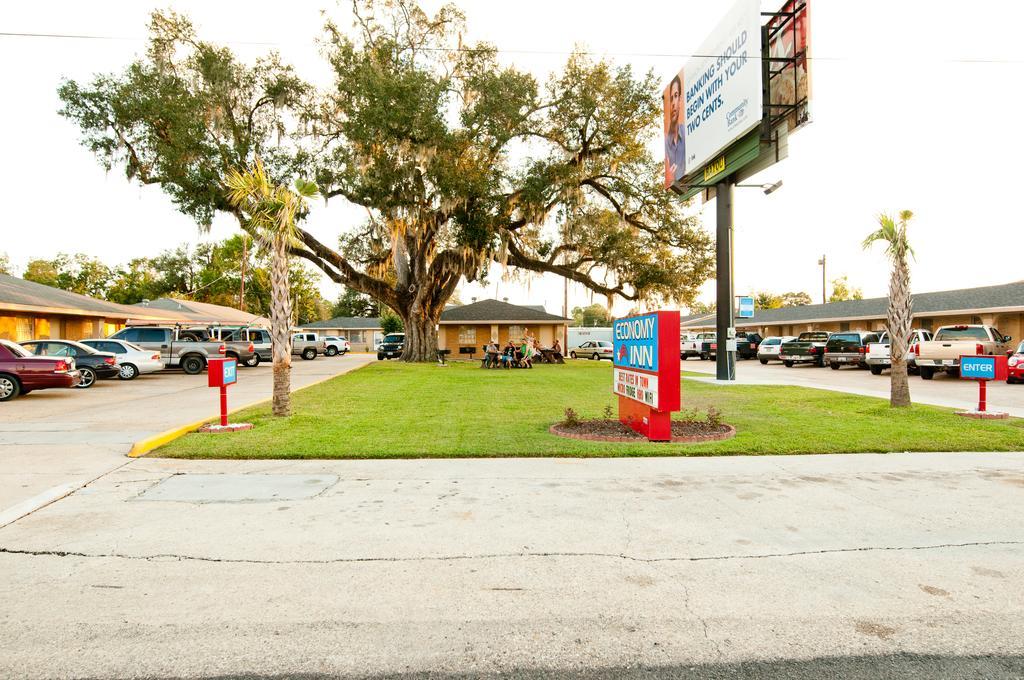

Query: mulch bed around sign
[549,419,736,444]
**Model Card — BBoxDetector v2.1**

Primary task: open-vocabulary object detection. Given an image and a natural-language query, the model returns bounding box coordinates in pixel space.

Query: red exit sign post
[612,311,681,441]
[207,358,238,426]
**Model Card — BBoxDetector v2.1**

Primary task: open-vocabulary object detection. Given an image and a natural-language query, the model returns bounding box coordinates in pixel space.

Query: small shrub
[705,406,723,428]
[602,404,614,420]
[563,407,581,426]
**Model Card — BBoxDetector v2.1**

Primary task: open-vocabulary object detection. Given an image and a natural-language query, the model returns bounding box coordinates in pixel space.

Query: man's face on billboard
[669,79,682,126]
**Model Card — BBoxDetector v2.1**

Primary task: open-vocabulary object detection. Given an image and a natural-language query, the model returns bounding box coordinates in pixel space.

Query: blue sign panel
[613,313,659,372]
[223,359,238,385]
[961,356,996,380]
[737,296,754,318]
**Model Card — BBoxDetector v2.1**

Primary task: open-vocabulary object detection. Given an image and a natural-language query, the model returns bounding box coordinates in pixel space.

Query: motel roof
[681,280,1024,329]
[439,299,570,324]
[133,298,268,326]
[0,274,174,321]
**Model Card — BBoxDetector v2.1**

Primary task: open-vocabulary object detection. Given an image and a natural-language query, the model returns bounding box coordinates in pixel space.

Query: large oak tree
[60,1,714,361]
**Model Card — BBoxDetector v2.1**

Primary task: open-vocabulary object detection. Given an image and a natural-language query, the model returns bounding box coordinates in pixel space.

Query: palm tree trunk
[888,254,912,408]
[269,231,293,416]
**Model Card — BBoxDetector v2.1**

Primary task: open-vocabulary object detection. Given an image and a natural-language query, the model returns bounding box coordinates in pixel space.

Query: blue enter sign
[961,356,996,380]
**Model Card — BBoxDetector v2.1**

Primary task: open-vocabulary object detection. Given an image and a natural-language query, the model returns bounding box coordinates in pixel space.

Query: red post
[978,380,987,413]
[220,385,229,425]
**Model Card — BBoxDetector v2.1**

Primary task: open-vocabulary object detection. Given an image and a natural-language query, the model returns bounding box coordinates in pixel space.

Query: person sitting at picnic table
[484,340,500,368]
[519,338,535,369]
[500,341,516,368]
[552,339,562,355]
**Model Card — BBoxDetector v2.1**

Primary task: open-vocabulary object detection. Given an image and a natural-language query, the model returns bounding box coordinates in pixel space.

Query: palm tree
[863,210,915,408]
[225,159,318,417]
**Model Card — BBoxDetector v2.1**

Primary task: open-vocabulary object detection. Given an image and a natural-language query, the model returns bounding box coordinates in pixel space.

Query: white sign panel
[663,0,763,187]
[613,368,660,409]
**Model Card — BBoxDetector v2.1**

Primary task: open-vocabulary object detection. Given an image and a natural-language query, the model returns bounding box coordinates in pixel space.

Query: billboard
[663,0,763,189]
[765,0,812,133]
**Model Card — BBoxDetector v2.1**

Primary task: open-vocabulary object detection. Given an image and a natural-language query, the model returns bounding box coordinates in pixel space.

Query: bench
[458,346,476,359]
[436,349,451,365]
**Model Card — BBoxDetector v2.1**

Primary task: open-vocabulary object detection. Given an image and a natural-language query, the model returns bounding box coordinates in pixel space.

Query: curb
[548,422,737,444]
[127,362,367,458]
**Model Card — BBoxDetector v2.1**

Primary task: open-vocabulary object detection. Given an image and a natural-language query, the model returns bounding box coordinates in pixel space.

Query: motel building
[681,280,1024,341]
[0,274,174,342]
[299,317,385,353]
[437,298,571,357]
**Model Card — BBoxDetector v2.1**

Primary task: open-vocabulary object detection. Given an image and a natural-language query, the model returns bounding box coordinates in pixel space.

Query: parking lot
[683,358,1024,417]
[0,354,372,519]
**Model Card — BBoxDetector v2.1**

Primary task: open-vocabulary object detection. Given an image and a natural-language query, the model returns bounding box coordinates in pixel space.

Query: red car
[1009,342,1024,384]
[0,339,81,401]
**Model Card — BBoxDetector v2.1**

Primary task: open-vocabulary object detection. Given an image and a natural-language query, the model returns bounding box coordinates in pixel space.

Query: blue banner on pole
[737,296,754,318]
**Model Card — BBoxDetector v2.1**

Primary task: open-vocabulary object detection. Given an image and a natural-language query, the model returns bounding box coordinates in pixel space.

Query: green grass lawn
[157,360,1024,459]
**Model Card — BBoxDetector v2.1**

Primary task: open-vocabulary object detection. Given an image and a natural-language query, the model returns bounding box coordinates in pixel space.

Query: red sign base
[618,395,672,442]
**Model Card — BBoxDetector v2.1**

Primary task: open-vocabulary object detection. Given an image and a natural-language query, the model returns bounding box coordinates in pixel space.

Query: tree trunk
[888,252,912,408]
[401,312,439,362]
[270,231,293,416]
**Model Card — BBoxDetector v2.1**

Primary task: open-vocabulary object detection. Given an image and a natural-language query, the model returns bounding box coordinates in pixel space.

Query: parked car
[80,338,165,380]
[1008,341,1024,384]
[292,332,326,360]
[695,332,717,360]
[915,324,1013,380]
[756,336,796,364]
[779,332,831,367]
[708,332,764,360]
[219,327,271,366]
[110,326,230,375]
[20,339,119,388]
[0,339,81,401]
[865,329,933,375]
[569,340,614,360]
[824,331,882,370]
[680,334,706,360]
[190,326,260,366]
[377,333,406,360]
[323,336,350,357]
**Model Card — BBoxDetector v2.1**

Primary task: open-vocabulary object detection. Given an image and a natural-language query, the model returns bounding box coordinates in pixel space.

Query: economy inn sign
[612,311,681,441]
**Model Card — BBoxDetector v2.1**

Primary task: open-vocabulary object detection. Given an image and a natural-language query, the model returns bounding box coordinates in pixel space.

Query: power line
[2,30,1024,64]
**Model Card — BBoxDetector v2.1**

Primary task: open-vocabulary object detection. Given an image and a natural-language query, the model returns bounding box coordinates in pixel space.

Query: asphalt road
[1,453,1022,678]
[683,357,1024,416]
[0,354,373,518]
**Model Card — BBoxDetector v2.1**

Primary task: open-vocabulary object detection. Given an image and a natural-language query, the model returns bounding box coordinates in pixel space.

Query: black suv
[824,331,881,370]
[377,333,406,360]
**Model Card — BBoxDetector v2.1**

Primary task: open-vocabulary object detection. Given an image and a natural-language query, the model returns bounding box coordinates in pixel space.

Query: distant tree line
[10,238,331,325]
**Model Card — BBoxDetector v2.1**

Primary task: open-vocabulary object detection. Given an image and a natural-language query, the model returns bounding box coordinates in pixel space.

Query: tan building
[438,299,570,356]
[682,280,1024,341]
[299,317,384,352]
[0,274,175,342]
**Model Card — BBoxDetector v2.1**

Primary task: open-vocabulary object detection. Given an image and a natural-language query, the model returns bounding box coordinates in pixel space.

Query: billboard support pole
[715,178,736,381]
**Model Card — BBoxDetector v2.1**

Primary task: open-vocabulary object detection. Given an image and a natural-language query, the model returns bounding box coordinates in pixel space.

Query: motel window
[350,331,364,343]
[458,326,476,344]
[508,325,523,341]
[839,322,850,332]
[15,317,33,342]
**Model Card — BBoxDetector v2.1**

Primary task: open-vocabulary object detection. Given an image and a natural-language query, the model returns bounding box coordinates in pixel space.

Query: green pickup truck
[779,331,831,367]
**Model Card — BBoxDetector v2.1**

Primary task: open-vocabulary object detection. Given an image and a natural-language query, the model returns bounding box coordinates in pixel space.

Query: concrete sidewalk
[0,354,372,521]
[1,453,1022,677]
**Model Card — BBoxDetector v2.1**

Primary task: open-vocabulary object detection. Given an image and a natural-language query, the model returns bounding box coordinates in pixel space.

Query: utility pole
[817,255,826,304]
[239,234,248,312]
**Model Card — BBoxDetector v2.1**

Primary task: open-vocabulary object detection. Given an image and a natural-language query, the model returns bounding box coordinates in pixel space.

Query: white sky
[3,1,1024,316]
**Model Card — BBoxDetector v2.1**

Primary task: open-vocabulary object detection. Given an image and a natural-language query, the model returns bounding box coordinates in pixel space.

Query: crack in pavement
[0,539,1020,566]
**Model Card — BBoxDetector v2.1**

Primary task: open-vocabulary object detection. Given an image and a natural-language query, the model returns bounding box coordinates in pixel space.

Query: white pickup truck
[914,324,1013,380]
[681,332,715,360]
[865,329,933,375]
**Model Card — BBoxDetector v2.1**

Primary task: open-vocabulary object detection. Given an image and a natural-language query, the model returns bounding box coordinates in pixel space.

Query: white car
[81,338,165,380]
[569,340,614,360]
[756,336,796,364]
[323,336,350,356]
